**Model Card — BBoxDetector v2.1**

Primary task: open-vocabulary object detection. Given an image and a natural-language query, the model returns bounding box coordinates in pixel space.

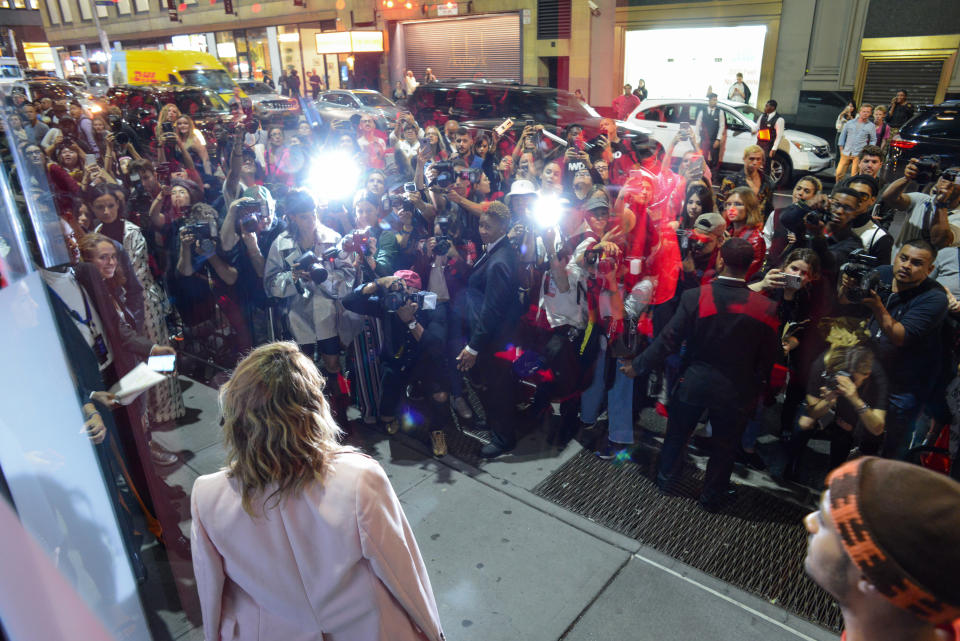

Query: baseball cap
[693,212,726,238]
[393,269,421,291]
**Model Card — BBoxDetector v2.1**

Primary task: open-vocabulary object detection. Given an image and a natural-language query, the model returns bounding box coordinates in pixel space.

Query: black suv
[105,84,232,159]
[406,80,652,147]
[884,100,960,181]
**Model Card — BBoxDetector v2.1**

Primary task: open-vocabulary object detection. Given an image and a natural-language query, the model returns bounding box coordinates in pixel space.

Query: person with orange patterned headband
[804,457,960,641]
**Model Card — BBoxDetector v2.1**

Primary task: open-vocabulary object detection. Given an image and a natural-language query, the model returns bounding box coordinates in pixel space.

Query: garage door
[860,58,945,106]
[403,14,521,82]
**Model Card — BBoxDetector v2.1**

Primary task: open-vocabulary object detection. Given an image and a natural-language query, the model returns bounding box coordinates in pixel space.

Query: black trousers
[471,347,519,446]
[658,390,749,502]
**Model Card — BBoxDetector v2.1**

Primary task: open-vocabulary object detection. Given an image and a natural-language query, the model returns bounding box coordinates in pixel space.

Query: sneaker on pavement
[430,430,448,457]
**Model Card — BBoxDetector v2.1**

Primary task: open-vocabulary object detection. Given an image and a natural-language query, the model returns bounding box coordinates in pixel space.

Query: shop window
[57,0,73,21]
[13,0,26,8]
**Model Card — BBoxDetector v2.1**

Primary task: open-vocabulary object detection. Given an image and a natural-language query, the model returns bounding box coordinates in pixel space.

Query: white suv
[626,98,833,188]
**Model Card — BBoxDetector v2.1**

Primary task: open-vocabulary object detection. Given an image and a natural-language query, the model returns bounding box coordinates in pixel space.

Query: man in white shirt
[727,73,751,104]
[756,100,784,160]
[883,160,960,257]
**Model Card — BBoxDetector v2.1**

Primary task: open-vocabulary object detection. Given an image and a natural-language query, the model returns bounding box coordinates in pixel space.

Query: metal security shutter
[860,59,944,106]
[403,14,521,82]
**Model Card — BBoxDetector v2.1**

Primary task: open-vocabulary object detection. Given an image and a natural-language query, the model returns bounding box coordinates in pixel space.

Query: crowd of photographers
[4,85,959,510]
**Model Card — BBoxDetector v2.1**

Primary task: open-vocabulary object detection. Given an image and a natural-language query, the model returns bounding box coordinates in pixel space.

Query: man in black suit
[456,201,522,458]
[622,238,780,510]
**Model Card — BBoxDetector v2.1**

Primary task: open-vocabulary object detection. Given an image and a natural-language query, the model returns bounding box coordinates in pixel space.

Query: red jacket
[731,224,766,281]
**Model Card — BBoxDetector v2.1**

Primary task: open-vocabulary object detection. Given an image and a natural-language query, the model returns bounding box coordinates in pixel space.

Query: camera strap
[921,200,934,245]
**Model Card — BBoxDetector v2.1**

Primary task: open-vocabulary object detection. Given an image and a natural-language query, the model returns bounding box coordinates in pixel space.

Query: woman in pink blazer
[190,342,445,641]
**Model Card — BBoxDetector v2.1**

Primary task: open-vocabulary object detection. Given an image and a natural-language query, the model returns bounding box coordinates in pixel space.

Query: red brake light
[890,139,917,149]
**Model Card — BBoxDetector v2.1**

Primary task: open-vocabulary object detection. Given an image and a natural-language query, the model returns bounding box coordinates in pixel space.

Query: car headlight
[791,140,815,152]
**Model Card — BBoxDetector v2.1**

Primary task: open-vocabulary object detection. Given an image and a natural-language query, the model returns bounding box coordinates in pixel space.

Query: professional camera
[341,227,371,254]
[382,288,438,313]
[819,369,851,392]
[433,215,452,256]
[239,117,260,135]
[294,251,329,284]
[107,114,130,147]
[677,229,708,258]
[839,249,892,303]
[913,155,941,184]
[428,161,456,189]
[799,198,832,226]
[155,161,172,186]
[236,199,269,234]
[584,248,618,275]
[383,192,416,214]
[184,221,217,256]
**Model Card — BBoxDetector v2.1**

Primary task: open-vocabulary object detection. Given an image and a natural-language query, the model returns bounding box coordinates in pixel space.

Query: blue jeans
[882,390,925,460]
[581,344,634,445]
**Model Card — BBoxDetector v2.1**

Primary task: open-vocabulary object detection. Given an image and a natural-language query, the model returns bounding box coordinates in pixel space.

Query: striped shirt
[838,118,877,156]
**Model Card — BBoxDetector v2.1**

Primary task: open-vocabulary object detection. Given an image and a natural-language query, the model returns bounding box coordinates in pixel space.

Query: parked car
[12,79,102,114]
[405,80,653,156]
[235,80,299,122]
[626,98,833,188]
[105,84,231,159]
[793,90,853,150]
[313,89,401,130]
[23,69,56,79]
[883,100,960,183]
[67,74,110,98]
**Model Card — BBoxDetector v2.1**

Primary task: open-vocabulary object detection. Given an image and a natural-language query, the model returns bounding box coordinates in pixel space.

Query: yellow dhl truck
[109,50,243,102]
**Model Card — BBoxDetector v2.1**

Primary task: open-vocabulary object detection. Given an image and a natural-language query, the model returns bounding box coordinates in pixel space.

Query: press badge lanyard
[50,285,109,362]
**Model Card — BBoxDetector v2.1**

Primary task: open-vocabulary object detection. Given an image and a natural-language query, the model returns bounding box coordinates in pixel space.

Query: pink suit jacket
[191,451,445,641]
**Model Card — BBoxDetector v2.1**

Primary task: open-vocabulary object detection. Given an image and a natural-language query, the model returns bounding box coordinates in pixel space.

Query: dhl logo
[132,71,158,82]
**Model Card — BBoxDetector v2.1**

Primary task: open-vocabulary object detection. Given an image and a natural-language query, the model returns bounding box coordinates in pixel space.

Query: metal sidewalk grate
[532,449,843,632]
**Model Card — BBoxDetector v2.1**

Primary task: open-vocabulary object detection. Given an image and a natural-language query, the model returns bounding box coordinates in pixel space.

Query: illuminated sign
[350,31,383,52]
[314,31,384,54]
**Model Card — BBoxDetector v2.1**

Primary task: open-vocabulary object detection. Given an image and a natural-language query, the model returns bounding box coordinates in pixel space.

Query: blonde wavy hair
[220,342,348,514]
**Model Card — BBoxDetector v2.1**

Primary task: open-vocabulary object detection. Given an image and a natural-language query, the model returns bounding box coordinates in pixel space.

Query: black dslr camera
[428,161,456,189]
[382,288,438,313]
[584,248,618,276]
[433,215,452,256]
[107,114,130,147]
[913,155,941,184]
[185,221,217,256]
[840,249,892,303]
[677,229,707,259]
[799,198,832,227]
[295,250,335,284]
[819,369,851,392]
[236,199,269,234]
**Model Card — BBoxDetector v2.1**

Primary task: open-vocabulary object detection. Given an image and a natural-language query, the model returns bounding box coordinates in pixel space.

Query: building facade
[35,0,960,119]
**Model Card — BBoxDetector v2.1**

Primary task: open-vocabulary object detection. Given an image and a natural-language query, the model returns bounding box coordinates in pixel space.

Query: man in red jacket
[621,238,780,511]
[612,84,641,120]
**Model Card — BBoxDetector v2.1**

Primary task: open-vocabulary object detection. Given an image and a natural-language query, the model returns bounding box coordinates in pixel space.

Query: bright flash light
[308,151,361,203]
[89,103,102,113]
[533,194,563,229]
